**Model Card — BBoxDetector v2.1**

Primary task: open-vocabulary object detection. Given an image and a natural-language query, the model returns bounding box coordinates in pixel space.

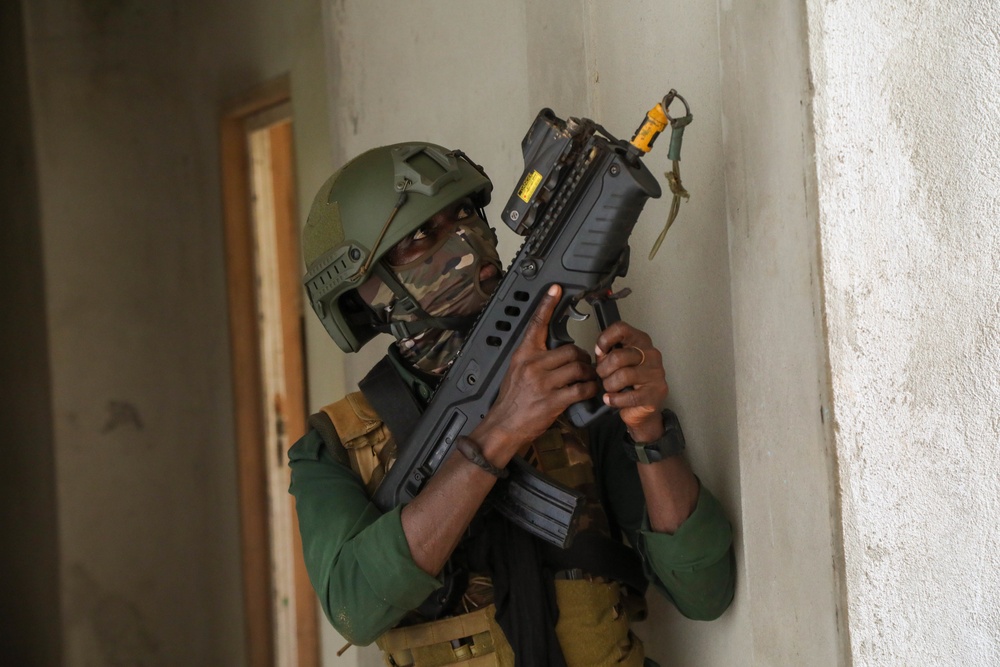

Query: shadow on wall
[0,0,61,664]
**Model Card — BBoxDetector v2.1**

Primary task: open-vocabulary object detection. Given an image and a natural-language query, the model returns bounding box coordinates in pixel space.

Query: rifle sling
[358,355,423,445]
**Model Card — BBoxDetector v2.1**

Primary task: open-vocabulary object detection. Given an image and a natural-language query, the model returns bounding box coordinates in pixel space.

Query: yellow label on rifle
[517,170,543,203]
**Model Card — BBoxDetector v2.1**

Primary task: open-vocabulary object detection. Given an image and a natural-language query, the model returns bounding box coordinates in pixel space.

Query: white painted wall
[315,1,771,665]
[716,1,852,664]
[808,1,1000,664]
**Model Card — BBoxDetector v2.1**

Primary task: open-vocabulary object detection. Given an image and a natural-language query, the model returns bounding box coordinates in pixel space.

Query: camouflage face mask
[365,214,502,374]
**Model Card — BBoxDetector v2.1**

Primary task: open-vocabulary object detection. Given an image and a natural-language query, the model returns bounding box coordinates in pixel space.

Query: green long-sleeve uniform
[289,401,734,646]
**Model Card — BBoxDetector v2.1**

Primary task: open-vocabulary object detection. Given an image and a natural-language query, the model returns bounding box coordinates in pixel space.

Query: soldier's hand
[595,322,669,442]
[481,284,599,460]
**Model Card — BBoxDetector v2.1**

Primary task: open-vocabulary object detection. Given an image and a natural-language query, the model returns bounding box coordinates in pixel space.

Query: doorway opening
[221,75,318,667]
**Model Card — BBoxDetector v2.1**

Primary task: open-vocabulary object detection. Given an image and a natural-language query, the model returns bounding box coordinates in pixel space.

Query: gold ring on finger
[627,345,646,366]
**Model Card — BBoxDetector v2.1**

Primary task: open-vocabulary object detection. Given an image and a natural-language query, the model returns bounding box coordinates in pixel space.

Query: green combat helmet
[302,143,493,353]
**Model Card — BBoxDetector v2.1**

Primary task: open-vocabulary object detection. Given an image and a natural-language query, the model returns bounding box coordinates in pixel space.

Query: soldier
[289,142,734,666]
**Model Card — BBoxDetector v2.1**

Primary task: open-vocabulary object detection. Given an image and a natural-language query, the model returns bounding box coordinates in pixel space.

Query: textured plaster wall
[808,1,1000,664]
[20,0,333,663]
[318,1,748,665]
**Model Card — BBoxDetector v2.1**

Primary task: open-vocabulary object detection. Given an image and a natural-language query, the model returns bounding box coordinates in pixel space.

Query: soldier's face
[387,198,502,300]
[358,197,503,324]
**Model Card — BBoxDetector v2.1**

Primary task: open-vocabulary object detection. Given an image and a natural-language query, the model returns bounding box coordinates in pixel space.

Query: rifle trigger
[568,303,590,322]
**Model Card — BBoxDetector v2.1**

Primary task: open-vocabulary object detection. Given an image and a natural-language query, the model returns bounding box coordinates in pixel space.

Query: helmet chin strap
[372,314,480,340]
[367,260,479,340]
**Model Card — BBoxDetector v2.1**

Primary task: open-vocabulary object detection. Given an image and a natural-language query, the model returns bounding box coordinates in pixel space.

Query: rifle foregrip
[565,296,635,426]
[592,298,621,331]
[561,296,623,427]
[566,397,612,428]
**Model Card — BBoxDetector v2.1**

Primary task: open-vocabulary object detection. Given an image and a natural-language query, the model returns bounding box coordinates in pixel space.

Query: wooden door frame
[220,74,319,667]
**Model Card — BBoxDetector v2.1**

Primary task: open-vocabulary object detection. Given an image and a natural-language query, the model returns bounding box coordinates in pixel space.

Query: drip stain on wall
[67,563,159,666]
[101,400,144,433]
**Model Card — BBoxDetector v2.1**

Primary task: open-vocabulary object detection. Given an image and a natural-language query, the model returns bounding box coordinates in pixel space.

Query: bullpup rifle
[373,93,691,548]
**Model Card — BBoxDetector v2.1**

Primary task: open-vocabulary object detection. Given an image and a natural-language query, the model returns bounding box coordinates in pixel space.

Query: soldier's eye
[456,204,474,220]
[410,226,430,241]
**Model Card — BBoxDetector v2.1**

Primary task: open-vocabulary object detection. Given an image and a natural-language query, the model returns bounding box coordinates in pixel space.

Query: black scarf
[469,513,567,666]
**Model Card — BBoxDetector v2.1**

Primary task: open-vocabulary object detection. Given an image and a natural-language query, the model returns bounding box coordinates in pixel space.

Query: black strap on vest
[358,356,423,444]
[540,531,649,596]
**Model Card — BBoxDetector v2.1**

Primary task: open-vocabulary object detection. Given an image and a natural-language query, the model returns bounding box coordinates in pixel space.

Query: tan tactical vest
[316,392,646,667]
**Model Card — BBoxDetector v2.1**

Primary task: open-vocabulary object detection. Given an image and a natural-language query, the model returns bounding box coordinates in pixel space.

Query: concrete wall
[19,0,333,663]
[0,1,62,663]
[809,1,1000,664]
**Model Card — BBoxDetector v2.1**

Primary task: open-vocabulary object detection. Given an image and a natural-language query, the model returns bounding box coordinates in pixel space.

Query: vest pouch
[376,604,514,666]
[553,579,645,667]
[319,392,396,496]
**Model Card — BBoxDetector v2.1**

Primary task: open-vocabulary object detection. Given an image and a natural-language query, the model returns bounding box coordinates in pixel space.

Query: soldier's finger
[596,345,659,380]
[553,379,601,408]
[524,284,562,349]
[536,343,591,371]
[594,322,652,358]
[546,359,599,390]
[601,365,663,394]
[602,385,663,411]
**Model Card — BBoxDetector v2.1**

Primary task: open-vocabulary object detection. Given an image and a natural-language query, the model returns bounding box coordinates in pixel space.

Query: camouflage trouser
[376,579,645,667]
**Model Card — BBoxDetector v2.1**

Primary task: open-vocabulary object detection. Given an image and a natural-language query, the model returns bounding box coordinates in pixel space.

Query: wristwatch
[623,409,686,464]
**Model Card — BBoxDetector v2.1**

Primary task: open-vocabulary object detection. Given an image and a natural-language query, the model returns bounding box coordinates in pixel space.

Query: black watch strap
[623,409,686,464]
